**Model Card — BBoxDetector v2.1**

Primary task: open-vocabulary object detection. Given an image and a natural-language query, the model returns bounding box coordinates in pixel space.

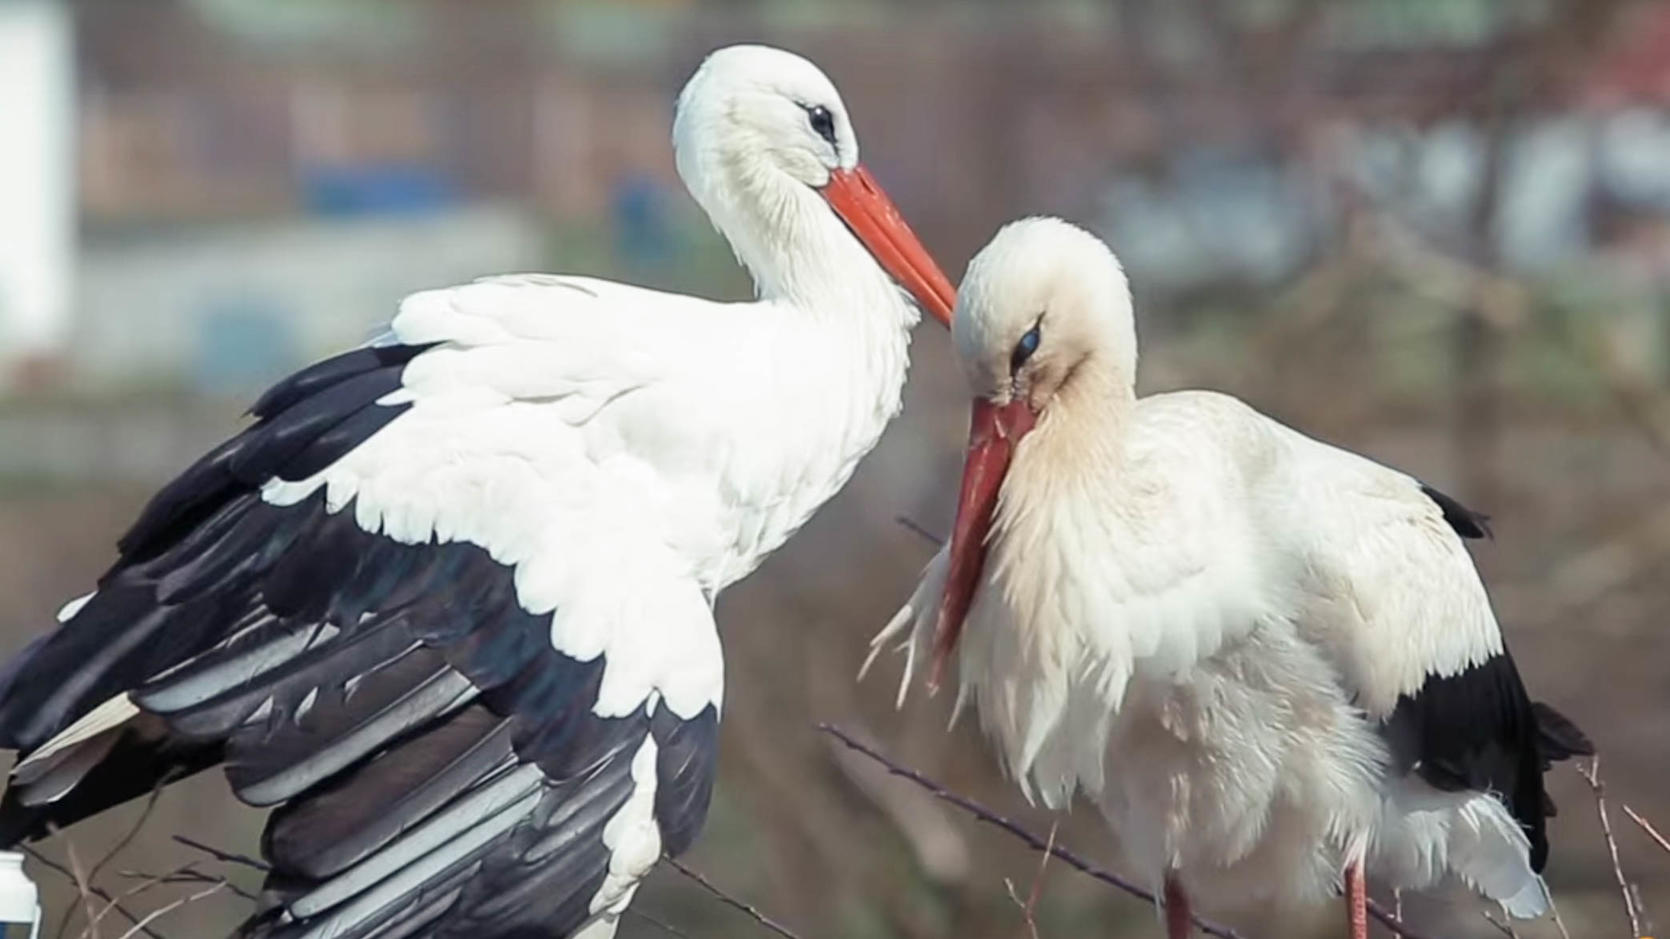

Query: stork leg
[1344,860,1368,939]
[1164,874,1193,939]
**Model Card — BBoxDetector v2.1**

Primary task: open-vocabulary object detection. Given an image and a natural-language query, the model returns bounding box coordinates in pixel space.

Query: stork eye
[806,105,837,146]
[1010,324,1042,373]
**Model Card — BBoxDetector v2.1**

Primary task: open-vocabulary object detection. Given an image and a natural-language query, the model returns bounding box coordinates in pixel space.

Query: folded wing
[0,277,731,939]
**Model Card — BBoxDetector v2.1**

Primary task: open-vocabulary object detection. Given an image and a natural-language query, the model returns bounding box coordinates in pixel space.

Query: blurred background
[0,0,1667,936]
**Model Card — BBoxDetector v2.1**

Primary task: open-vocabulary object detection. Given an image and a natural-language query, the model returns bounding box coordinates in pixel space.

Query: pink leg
[1344,861,1368,939]
[1164,874,1192,939]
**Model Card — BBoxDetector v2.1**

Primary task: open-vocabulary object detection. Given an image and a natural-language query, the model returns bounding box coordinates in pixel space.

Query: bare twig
[1027,822,1057,925]
[170,835,270,872]
[625,909,696,939]
[47,782,169,939]
[818,723,1445,939]
[1622,804,1670,856]
[1576,757,1643,937]
[1003,822,1055,939]
[1002,880,1031,938]
[19,845,165,939]
[663,856,804,939]
[82,865,191,937]
[1549,893,1574,939]
[28,822,257,939]
[821,724,1238,937]
[110,881,226,939]
[893,515,944,547]
[117,867,259,903]
[819,723,1201,925]
[88,785,165,887]
[64,840,101,939]
[1480,909,1520,938]
[1630,883,1655,939]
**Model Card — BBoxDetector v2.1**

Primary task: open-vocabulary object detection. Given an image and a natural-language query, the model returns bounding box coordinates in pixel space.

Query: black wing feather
[0,341,721,939]
[1420,482,1493,539]
[249,344,430,420]
[120,344,429,561]
[1384,485,1591,872]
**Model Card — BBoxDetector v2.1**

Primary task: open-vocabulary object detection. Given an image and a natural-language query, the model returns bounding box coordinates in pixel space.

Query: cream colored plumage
[870,217,1588,933]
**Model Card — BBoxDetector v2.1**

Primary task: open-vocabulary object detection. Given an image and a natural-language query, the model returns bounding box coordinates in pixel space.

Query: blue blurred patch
[192,298,299,396]
[613,172,671,267]
[299,163,457,217]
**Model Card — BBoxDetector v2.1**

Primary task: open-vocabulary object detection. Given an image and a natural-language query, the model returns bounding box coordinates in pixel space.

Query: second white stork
[870,217,1591,938]
[0,45,954,939]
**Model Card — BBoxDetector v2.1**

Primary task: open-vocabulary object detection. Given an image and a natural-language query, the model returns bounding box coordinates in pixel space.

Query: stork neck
[694,177,921,592]
[710,169,921,334]
[1026,364,1136,483]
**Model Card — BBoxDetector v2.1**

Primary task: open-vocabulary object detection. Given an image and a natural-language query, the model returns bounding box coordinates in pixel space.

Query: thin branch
[89,784,165,887]
[170,835,270,872]
[1622,804,1670,856]
[64,840,101,939]
[1027,822,1057,923]
[1548,892,1574,939]
[1630,883,1655,939]
[83,865,193,936]
[1365,901,1433,939]
[110,881,226,939]
[819,724,1241,937]
[819,723,1446,939]
[19,845,166,939]
[90,867,248,937]
[625,909,696,939]
[1003,821,1059,939]
[1576,757,1643,937]
[893,515,944,547]
[1480,910,1519,938]
[663,856,804,939]
[117,867,259,903]
[1002,878,1039,939]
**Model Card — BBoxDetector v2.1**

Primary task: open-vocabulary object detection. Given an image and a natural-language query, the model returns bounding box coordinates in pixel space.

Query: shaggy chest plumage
[876,217,1590,936]
[885,390,1579,917]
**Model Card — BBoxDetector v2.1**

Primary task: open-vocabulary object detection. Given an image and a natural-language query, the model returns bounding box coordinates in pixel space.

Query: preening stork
[869,218,1591,939]
[0,45,954,939]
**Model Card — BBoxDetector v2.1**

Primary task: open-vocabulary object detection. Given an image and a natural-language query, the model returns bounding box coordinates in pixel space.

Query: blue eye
[1010,324,1042,373]
[806,105,837,145]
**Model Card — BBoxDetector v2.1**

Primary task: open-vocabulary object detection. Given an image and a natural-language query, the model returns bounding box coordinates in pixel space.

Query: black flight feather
[0,337,721,939]
[1383,484,1589,872]
[1420,482,1493,539]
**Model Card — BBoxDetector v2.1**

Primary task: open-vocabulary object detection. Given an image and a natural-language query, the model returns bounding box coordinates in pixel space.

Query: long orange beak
[929,396,1037,690]
[822,165,954,327]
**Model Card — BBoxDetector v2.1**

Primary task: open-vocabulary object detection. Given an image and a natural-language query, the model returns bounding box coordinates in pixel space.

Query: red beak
[822,165,954,327]
[930,396,1037,690]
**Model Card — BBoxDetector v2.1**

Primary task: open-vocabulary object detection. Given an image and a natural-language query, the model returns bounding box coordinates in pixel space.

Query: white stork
[0,45,954,939]
[869,217,1591,938]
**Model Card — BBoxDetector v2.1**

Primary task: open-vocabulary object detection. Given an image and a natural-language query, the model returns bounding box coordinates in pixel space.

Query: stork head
[930,217,1136,685]
[672,45,953,325]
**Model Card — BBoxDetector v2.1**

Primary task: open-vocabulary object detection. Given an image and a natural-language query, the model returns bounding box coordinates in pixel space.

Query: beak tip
[926,653,948,695]
[822,163,956,333]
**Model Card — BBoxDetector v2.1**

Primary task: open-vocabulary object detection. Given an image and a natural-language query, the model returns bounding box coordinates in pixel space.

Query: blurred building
[0,0,74,384]
[9,0,1670,387]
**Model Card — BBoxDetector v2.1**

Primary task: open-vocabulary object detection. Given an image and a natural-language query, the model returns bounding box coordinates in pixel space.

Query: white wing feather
[1267,421,1505,717]
[263,276,763,719]
[873,390,1504,801]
